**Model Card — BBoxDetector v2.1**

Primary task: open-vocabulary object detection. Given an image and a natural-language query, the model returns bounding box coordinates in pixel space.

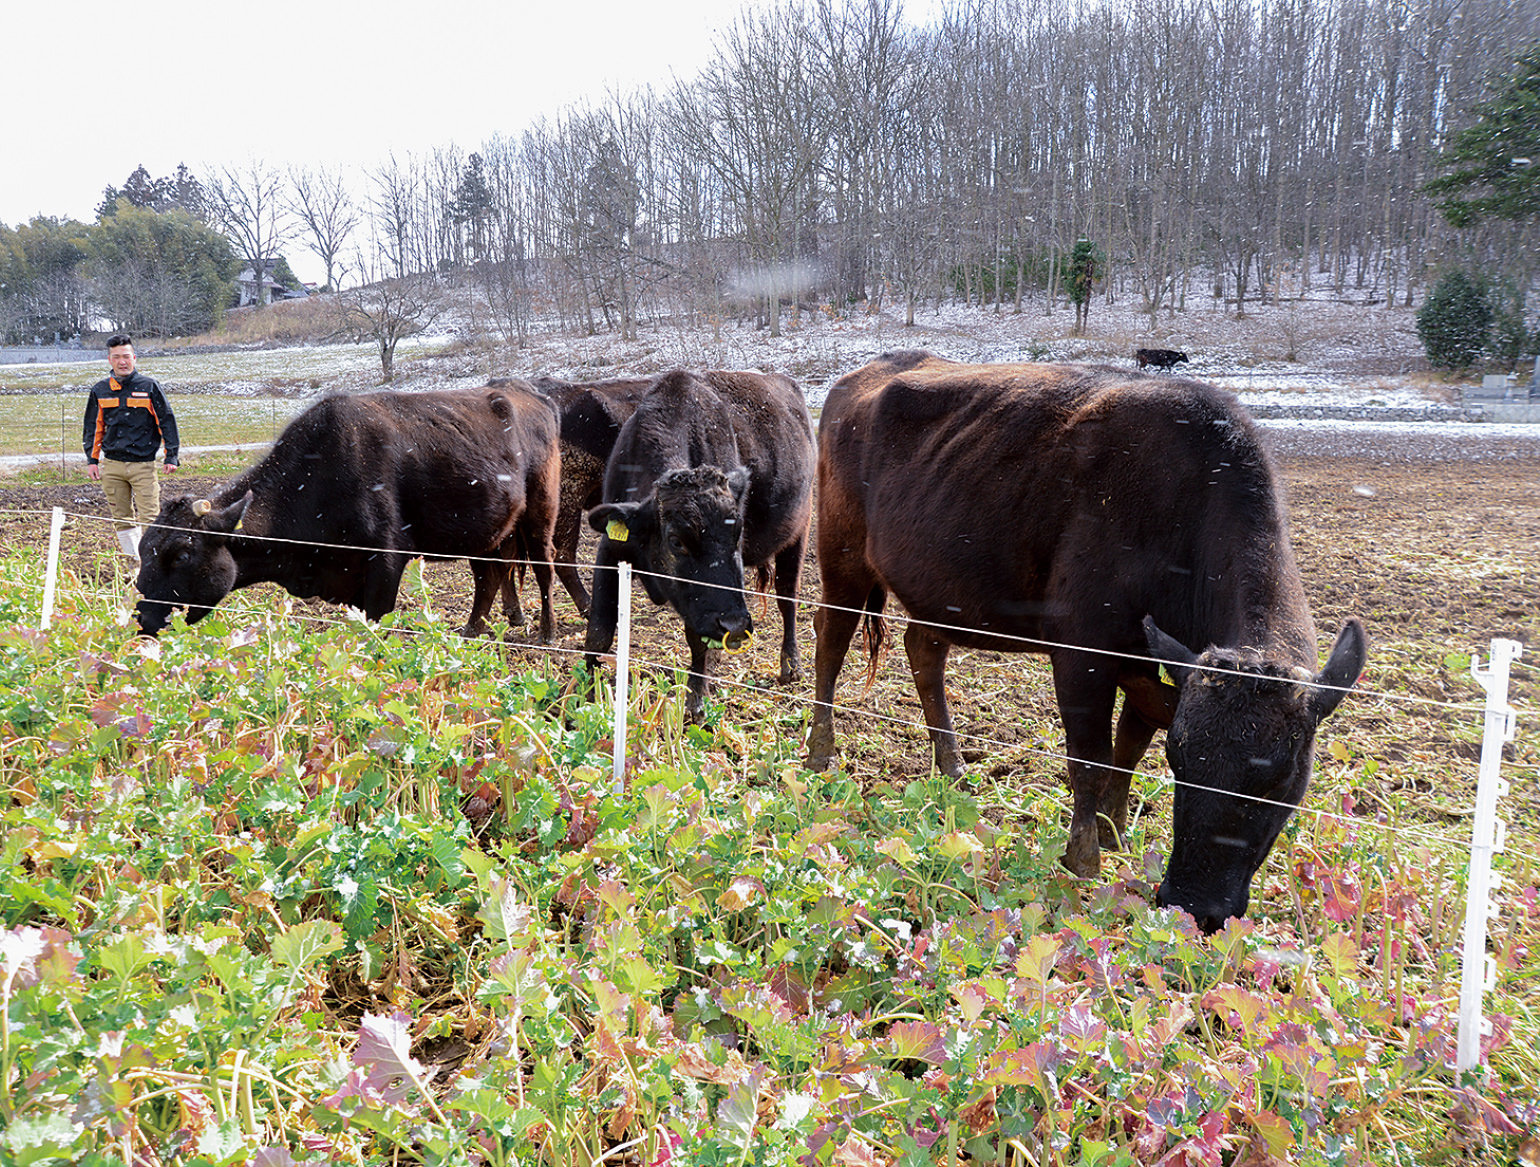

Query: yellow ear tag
[606,518,629,543]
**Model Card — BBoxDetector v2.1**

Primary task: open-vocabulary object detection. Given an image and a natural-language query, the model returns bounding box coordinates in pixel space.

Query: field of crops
[0,472,1536,1164]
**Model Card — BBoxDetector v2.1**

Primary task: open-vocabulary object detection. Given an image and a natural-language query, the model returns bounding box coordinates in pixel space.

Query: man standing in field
[82,333,180,559]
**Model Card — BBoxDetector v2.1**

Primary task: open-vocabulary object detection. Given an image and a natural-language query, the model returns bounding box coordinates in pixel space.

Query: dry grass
[170,295,347,348]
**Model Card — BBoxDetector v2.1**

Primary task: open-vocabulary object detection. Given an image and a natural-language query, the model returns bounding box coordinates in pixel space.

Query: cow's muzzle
[134,601,172,636]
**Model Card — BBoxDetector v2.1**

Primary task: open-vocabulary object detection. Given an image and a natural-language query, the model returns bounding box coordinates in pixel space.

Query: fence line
[18,523,1519,864]
[15,505,1527,1073]
[5,505,1502,719]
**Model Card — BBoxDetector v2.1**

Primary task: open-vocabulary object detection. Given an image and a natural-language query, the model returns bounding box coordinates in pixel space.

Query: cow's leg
[904,622,963,778]
[356,554,409,621]
[806,574,878,772]
[469,554,518,637]
[583,538,624,673]
[1052,656,1121,878]
[682,627,714,721]
[528,538,557,645]
[1102,701,1159,850]
[772,536,808,684]
[553,498,591,617]
[523,475,562,645]
[497,535,528,632]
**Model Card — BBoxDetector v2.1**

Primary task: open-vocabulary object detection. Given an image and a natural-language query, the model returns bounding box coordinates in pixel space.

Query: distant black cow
[584,369,816,718]
[1136,347,1190,371]
[525,375,652,615]
[134,385,561,640]
[806,351,1365,931]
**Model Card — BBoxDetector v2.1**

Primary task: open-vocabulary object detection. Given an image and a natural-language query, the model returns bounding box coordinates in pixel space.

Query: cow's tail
[859,585,888,693]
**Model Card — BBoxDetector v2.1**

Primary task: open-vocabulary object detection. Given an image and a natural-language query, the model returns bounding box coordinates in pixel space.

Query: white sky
[6,0,941,285]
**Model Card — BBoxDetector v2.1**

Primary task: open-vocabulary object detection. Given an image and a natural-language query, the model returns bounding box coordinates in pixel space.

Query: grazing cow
[525,374,652,615]
[134,385,561,640]
[1136,347,1190,371]
[806,350,1365,931]
[584,369,816,718]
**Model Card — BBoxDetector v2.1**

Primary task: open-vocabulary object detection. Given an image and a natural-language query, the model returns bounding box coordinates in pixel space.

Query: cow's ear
[205,491,253,534]
[1144,616,1200,689]
[726,466,751,510]
[1309,618,1366,721]
[590,500,652,545]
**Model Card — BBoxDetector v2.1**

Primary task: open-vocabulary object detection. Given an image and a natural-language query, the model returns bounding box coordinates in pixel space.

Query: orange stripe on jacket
[92,377,161,460]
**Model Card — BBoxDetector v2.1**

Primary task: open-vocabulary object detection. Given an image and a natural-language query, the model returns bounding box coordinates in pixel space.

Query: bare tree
[476,134,538,348]
[674,3,830,336]
[204,160,292,306]
[335,250,449,382]
[287,165,359,291]
[367,154,426,279]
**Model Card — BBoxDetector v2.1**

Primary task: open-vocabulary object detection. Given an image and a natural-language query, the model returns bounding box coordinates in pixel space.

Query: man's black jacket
[83,370,180,465]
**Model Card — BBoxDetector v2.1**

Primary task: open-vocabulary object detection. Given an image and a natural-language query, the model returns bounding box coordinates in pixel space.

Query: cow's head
[134,492,253,635]
[1143,617,1366,933]
[589,466,753,649]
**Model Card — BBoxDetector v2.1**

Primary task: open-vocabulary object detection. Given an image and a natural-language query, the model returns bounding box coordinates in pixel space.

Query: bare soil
[1,437,1535,844]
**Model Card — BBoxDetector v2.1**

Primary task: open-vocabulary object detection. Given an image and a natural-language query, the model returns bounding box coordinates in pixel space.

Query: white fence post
[1456,637,1521,1073]
[40,507,65,629]
[611,561,633,789]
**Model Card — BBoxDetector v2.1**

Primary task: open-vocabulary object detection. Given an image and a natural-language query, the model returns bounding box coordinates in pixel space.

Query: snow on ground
[4,292,1526,430]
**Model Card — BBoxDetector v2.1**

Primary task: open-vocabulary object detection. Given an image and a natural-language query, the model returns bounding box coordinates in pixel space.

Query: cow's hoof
[934,753,966,779]
[1058,845,1100,880]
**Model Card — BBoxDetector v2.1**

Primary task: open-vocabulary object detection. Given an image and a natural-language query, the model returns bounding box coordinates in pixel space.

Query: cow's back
[695,371,815,565]
[820,352,1311,661]
[249,387,558,557]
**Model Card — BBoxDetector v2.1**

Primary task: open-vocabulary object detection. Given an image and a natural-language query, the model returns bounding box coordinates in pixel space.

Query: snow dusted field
[5,294,1536,464]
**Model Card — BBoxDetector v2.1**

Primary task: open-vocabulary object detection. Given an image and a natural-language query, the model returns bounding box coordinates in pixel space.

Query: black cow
[1136,347,1190,371]
[134,385,561,640]
[584,369,816,718]
[525,375,652,615]
[806,351,1365,931]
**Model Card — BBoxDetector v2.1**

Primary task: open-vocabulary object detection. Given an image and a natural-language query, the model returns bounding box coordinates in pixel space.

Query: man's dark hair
[106,333,133,350]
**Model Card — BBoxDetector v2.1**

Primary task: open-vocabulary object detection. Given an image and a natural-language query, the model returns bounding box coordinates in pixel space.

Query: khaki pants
[100,458,161,532]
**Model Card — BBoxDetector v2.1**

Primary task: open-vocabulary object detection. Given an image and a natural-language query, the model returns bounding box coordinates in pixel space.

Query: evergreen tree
[1416,270,1492,370]
[1063,238,1101,335]
[97,164,208,221]
[87,206,239,336]
[0,217,90,342]
[272,255,302,292]
[1485,281,1538,371]
[452,153,495,264]
[1424,45,1540,228]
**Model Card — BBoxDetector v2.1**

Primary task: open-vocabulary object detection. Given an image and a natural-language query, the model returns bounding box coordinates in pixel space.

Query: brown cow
[135,384,561,641]
[1135,347,1190,371]
[526,375,652,615]
[806,351,1365,931]
[584,369,816,718]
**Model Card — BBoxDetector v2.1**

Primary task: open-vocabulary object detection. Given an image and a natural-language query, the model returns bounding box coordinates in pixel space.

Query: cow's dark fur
[134,385,561,640]
[806,350,1365,931]
[584,369,816,718]
[1136,347,1190,371]
[524,375,652,615]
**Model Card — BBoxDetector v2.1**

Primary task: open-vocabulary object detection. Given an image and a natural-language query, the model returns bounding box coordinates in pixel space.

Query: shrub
[1486,279,1539,372]
[1416,269,1492,370]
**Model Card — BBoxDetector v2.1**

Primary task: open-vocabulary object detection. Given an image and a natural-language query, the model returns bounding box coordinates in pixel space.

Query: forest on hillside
[2,0,1538,346]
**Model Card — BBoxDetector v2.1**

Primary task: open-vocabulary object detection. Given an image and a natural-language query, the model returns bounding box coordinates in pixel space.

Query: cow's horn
[192,498,213,517]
